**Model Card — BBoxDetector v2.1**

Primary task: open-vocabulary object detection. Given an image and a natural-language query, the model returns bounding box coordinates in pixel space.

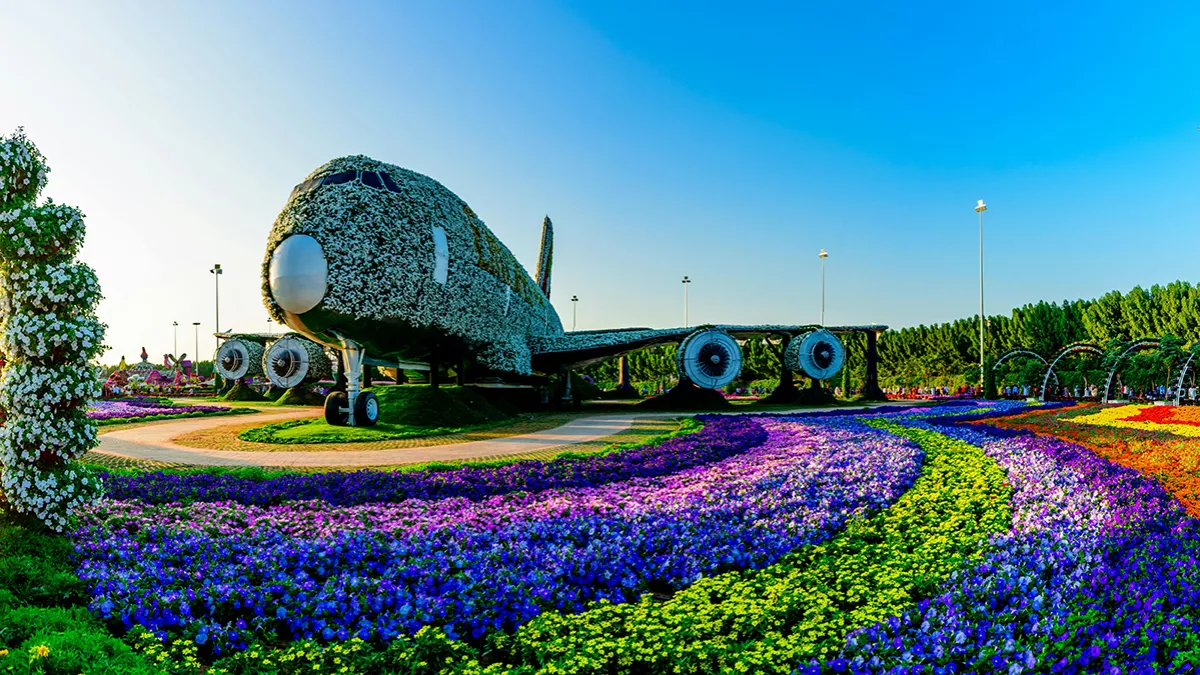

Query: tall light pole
[267,317,273,335]
[192,322,200,369]
[681,276,691,327]
[172,321,178,358]
[975,200,987,392]
[818,249,829,326]
[570,295,579,331]
[210,264,222,353]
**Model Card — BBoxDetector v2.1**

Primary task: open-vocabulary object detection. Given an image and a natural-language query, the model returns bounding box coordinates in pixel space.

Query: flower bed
[100,415,767,505]
[989,403,1200,515]
[8,401,1200,673]
[1069,402,1200,436]
[88,399,243,425]
[76,416,921,654]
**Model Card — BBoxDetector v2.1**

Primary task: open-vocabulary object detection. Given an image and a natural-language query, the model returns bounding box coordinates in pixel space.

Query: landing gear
[354,390,380,425]
[324,391,349,425]
[325,337,379,427]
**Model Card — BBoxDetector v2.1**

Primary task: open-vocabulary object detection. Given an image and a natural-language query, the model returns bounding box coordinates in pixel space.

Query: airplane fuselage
[264,155,563,375]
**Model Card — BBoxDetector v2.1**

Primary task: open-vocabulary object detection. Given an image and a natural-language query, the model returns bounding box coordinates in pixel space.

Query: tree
[0,128,106,530]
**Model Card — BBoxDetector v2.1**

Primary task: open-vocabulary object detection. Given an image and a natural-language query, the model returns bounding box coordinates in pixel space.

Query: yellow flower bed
[1069,404,1200,437]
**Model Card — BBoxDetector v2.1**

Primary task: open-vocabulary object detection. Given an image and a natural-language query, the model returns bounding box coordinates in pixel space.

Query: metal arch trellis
[1173,345,1200,406]
[1040,343,1105,402]
[1101,338,1160,404]
[992,348,1059,394]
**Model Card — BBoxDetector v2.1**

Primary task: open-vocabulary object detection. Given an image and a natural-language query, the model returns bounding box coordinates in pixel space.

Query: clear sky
[1,1,1198,364]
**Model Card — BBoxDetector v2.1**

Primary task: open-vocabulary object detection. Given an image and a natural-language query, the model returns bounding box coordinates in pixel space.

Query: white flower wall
[0,128,105,530]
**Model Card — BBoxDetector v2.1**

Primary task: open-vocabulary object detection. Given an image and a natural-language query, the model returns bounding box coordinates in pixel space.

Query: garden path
[94,403,897,467]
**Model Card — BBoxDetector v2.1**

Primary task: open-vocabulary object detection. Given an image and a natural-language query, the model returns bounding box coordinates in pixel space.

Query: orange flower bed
[983,404,1200,516]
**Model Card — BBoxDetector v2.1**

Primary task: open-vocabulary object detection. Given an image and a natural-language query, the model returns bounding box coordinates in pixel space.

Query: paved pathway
[94,403,901,467]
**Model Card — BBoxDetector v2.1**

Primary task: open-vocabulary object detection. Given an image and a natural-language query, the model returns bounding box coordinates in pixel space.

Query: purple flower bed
[99,415,769,506]
[75,416,922,653]
[826,413,1197,674]
[88,399,231,422]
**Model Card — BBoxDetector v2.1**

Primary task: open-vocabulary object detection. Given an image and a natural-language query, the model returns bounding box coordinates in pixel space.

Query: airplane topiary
[263,155,887,426]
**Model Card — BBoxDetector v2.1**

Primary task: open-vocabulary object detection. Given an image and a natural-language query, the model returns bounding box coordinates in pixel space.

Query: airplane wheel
[354,391,380,426]
[324,391,349,426]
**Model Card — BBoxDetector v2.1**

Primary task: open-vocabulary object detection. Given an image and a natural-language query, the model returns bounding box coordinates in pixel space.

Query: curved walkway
[94,403,900,467]
[97,412,638,467]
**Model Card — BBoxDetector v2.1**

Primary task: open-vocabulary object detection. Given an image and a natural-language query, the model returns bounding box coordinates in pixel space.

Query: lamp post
[570,295,579,331]
[975,200,987,392]
[267,318,273,336]
[210,264,222,353]
[172,321,178,358]
[681,276,691,327]
[818,249,829,326]
[192,322,200,371]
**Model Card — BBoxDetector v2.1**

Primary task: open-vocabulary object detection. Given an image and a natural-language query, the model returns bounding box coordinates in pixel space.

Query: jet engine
[785,329,846,380]
[214,337,265,381]
[262,333,333,389]
[676,329,743,389]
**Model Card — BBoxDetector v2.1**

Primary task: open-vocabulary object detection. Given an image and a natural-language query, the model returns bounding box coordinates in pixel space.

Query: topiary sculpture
[0,128,106,530]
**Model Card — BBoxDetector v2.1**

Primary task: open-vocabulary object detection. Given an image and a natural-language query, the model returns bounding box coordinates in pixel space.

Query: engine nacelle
[214,337,265,380]
[676,329,743,389]
[262,333,333,389]
[785,329,846,381]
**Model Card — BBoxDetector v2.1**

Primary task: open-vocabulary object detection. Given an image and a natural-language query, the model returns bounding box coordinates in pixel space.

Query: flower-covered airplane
[262,156,884,425]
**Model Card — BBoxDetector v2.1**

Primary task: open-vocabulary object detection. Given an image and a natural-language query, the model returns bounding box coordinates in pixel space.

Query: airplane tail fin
[535,215,553,299]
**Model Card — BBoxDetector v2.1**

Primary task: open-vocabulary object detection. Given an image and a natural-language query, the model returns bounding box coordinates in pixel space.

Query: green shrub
[273,386,324,407]
[0,606,102,649]
[0,629,161,675]
[220,383,265,402]
[0,525,87,608]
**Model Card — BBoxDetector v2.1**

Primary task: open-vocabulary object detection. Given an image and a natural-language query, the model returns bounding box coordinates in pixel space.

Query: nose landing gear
[325,338,380,427]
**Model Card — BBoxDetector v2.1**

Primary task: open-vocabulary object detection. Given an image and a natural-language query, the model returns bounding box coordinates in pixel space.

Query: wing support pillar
[860,330,886,401]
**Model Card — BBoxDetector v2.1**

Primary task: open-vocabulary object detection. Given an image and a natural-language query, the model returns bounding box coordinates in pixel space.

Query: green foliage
[0,629,161,675]
[375,385,515,427]
[0,524,87,608]
[220,382,265,402]
[273,387,324,407]
[0,518,161,674]
[238,386,523,444]
[238,418,483,444]
[879,281,1200,390]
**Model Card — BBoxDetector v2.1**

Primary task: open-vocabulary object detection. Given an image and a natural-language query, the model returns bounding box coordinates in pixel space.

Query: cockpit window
[289,169,405,200]
[381,172,402,193]
[361,171,383,189]
[321,171,356,186]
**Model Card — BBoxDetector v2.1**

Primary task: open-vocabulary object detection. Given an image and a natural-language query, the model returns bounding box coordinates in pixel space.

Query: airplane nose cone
[269,234,328,314]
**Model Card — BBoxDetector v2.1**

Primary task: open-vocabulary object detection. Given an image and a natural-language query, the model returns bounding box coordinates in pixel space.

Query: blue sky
[1,1,1197,363]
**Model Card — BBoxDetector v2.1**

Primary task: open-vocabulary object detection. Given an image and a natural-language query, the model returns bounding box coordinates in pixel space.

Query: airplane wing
[531,324,887,371]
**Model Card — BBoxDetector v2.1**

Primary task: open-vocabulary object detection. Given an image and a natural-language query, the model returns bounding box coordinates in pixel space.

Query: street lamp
[818,249,829,326]
[192,322,200,371]
[681,276,691,327]
[975,199,987,393]
[267,317,273,336]
[570,295,579,331]
[172,321,178,358]
[210,264,222,353]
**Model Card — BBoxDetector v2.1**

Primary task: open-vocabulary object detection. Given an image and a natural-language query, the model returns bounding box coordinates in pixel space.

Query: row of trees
[877,281,1200,391]
[581,281,1200,395]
